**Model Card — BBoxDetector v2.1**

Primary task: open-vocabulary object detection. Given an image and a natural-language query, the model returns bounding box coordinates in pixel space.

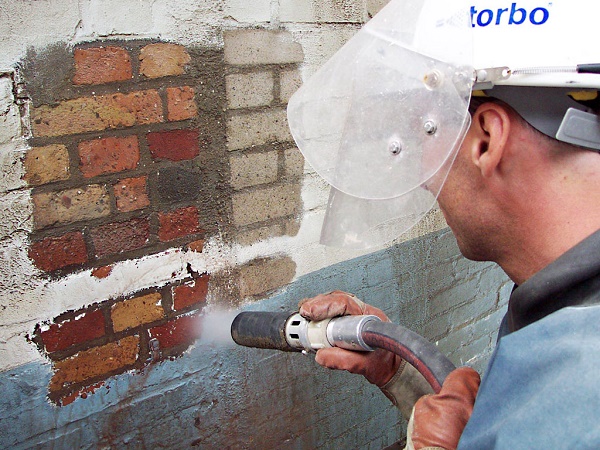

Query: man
[287,0,600,448]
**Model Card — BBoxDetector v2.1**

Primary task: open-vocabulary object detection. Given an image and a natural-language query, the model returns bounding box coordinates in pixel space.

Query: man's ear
[469,102,511,178]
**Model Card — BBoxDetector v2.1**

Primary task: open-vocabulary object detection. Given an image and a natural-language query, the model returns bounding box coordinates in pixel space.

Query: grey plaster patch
[20,43,75,108]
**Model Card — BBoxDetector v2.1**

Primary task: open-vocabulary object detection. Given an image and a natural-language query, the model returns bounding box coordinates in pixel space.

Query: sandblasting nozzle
[231,311,381,353]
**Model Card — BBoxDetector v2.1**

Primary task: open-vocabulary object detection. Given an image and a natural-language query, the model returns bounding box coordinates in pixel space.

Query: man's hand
[298,290,401,387]
[407,367,480,450]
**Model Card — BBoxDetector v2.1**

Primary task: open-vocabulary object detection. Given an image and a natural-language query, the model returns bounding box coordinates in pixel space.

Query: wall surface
[0,1,510,448]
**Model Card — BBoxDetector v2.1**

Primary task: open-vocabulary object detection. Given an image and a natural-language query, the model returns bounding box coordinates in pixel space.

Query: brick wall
[23,33,304,405]
[224,29,305,244]
[25,42,220,275]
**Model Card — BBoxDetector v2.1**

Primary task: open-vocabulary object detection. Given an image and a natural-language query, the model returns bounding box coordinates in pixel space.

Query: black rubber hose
[362,321,456,393]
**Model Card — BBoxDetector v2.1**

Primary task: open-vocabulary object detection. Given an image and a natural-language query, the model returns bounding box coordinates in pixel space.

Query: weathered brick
[226,71,274,109]
[367,0,390,17]
[166,86,197,121]
[284,147,305,177]
[111,292,164,332]
[234,223,284,246]
[32,90,163,138]
[40,309,106,353]
[50,335,139,392]
[230,150,278,189]
[147,129,199,161]
[238,257,296,298]
[224,0,271,22]
[149,314,200,350]
[231,184,301,227]
[28,232,88,272]
[78,135,140,178]
[224,30,303,66]
[73,46,133,85]
[227,108,292,151]
[90,217,150,258]
[173,275,209,311]
[158,206,200,242]
[279,0,366,23]
[280,69,302,103]
[32,185,110,229]
[114,176,149,212]
[23,144,70,186]
[139,43,191,78]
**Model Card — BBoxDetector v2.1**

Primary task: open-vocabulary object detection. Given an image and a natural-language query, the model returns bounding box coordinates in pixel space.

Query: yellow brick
[50,336,139,392]
[23,145,70,186]
[31,91,163,138]
[32,185,110,229]
[139,43,191,78]
[111,293,164,332]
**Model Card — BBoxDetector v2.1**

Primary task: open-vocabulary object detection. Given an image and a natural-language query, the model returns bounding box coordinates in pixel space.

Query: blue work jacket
[458,229,600,449]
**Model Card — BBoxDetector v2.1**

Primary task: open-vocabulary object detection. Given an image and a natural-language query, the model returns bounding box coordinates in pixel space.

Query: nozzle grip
[231,311,298,352]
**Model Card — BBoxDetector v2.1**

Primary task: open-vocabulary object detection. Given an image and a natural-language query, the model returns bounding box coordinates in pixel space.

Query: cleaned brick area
[26,41,211,274]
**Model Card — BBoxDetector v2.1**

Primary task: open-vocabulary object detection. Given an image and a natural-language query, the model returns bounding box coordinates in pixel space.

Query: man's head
[437,96,600,283]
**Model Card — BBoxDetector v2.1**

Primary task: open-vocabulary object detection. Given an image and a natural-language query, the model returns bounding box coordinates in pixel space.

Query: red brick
[73,47,133,85]
[173,275,209,310]
[90,218,149,258]
[149,314,200,350]
[147,129,199,161]
[79,135,140,178]
[29,232,88,272]
[50,335,139,392]
[40,309,106,353]
[158,206,200,242]
[167,86,197,121]
[32,90,163,138]
[114,176,150,212]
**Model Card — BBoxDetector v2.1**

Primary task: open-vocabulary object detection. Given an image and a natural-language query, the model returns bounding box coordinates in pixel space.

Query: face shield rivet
[388,141,402,155]
[424,70,442,90]
[424,121,437,135]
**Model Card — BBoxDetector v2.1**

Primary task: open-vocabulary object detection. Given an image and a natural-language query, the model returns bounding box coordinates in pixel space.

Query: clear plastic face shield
[287,0,474,249]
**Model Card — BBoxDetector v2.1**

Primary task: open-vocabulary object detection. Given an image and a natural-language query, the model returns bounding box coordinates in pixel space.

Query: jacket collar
[507,229,600,332]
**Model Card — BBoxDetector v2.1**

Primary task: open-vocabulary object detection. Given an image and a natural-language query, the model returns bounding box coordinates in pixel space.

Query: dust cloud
[197,306,239,348]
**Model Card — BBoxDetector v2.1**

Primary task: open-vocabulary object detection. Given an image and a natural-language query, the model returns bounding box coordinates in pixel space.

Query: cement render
[0,229,509,449]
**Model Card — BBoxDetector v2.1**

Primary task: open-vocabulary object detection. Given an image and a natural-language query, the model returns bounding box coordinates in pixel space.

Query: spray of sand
[197,306,239,348]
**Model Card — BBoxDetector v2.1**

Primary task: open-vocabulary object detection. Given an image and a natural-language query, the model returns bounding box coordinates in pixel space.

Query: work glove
[405,367,480,450]
[298,290,402,387]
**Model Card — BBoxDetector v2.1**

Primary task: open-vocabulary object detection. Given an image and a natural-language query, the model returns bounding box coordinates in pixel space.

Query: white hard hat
[287,0,600,249]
